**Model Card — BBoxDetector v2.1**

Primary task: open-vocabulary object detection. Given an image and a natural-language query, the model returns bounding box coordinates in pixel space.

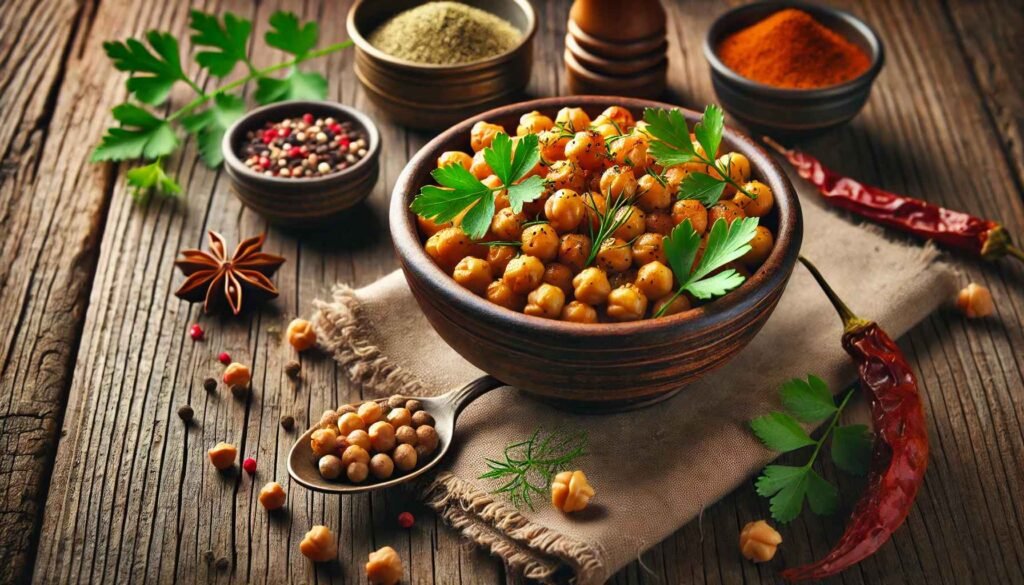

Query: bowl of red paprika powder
[703,2,884,135]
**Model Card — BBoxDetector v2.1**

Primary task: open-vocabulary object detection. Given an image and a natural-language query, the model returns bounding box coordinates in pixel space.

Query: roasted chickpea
[358,401,383,425]
[338,412,365,435]
[426,227,483,272]
[366,546,403,585]
[319,409,340,429]
[486,245,517,275]
[300,526,337,562]
[469,149,492,179]
[341,444,370,467]
[486,280,526,311]
[368,421,397,453]
[259,482,287,510]
[517,110,554,135]
[411,410,434,428]
[558,233,592,273]
[608,268,638,290]
[599,165,637,199]
[608,133,649,169]
[318,454,343,480]
[545,159,587,193]
[208,442,237,470]
[635,173,671,212]
[417,215,451,238]
[663,165,692,192]
[555,106,591,132]
[733,181,774,217]
[310,428,338,458]
[565,130,606,171]
[592,122,620,141]
[957,283,995,318]
[393,443,418,472]
[713,152,751,194]
[708,200,745,226]
[395,425,417,446]
[653,294,691,317]
[582,192,607,231]
[437,150,473,170]
[611,205,645,240]
[742,226,774,268]
[544,189,585,233]
[479,175,508,212]
[502,255,544,294]
[596,237,633,273]
[520,224,559,262]
[606,283,648,321]
[538,129,569,163]
[415,425,439,456]
[386,407,412,429]
[470,121,504,151]
[369,453,394,480]
[645,211,674,235]
[635,261,674,300]
[347,461,369,483]
[344,429,371,451]
[524,283,566,319]
[572,267,612,305]
[632,233,667,266]
[490,208,526,240]
[543,263,575,296]
[453,256,493,295]
[672,199,709,234]
[561,300,598,323]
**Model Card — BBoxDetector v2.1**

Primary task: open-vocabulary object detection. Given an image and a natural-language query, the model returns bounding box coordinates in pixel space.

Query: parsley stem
[167,40,354,122]
[802,387,856,470]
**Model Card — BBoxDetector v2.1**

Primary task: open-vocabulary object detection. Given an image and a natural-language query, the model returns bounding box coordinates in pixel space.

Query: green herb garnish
[410,132,545,240]
[750,375,873,523]
[643,105,754,205]
[93,10,353,200]
[479,428,587,511]
[654,216,758,317]
[582,190,635,267]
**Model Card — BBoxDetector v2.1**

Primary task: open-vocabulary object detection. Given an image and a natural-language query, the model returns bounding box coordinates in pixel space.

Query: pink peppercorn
[218,352,231,365]
[259,157,271,169]
[242,457,257,475]
[288,146,302,158]
[329,123,342,134]
[279,127,291,137]
[262,129,277,144]
[397,512,415,529]
[340,136,350,148]
[189,324,204,341]
[302,113,314,124]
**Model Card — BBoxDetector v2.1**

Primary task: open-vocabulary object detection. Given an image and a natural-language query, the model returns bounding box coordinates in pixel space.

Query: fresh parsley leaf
[805,470,839,515]
[180,92,244,167]
[254,68,328,104]
[125,160,181,201]
[693,104,724,164]
[92,103,179,162]
[642,107,696,167]
[685,269,746,299]
[755,464,806,497]
[190,10,253,77]
[691,217,758,283]
[483,133,544,212]
[770,472,808,523]
[410,165,494,239]
[507,175,545,211]
[679,172,727,207]
[103,31,186,105]
[780,375,837,423]
[750,412,815,452]
[663,219,701,284]
[831,424,872,475]
[265,11,318,58]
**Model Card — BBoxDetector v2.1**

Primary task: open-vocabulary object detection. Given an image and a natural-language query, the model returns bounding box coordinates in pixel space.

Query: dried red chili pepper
[763,138,1023,263]
[781,256,929,582]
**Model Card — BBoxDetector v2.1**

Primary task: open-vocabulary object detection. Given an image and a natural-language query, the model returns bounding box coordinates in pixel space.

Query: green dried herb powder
[368,1,522,65]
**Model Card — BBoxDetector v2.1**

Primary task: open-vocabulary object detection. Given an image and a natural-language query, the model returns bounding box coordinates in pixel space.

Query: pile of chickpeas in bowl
[416,105,776,323]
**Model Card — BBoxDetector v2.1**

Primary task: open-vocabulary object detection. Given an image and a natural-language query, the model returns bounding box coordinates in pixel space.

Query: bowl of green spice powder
[347,0,536,129]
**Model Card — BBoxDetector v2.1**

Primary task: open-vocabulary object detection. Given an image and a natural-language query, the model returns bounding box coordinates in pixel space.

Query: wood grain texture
[0,0,1017,584]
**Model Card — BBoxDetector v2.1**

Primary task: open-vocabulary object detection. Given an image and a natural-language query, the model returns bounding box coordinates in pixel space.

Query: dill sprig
[479,428,588,511]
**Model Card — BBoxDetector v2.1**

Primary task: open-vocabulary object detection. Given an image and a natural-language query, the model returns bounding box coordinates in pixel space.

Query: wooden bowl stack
[564,0,668,98]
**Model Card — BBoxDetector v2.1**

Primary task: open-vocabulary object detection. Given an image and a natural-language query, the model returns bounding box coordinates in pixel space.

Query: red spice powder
[717,9,871,89]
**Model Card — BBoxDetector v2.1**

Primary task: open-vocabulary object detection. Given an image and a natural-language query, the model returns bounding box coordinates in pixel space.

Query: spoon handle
[441,375,504,418]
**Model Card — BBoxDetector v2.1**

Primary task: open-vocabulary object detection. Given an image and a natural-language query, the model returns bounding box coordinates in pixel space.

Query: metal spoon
[288,375,503,494]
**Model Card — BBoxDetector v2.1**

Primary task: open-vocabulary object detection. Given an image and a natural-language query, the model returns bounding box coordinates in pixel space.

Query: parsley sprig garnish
[643,105,755,206]
[479,428,588,511]
[93,10,353,200]
[411,133,545,240]
[750,376,873,523]
[654,216,759,317]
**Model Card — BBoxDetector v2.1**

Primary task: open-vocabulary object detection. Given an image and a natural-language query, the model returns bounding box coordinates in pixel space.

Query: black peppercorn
[203,377,217,392]
[215,557,230,571]
[280,415,295,431]
[203,550,215,564]
[284,360,301,379]
[177,405,194,422]
[231,385,249,399]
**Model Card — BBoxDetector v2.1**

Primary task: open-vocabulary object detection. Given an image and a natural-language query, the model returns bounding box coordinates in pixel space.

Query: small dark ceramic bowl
[704,2,884,136]
[222,100,381,227]
[346,0,536,130]
[390,96,803,411]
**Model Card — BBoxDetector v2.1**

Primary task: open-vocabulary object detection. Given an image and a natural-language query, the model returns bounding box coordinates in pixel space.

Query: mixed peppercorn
[239,113,369,178]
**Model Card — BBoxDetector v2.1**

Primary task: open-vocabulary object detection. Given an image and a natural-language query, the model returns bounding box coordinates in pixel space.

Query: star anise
[174,231,285,315]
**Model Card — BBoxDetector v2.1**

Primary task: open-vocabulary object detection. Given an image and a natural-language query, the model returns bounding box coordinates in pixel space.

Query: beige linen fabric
[313,186,958,584]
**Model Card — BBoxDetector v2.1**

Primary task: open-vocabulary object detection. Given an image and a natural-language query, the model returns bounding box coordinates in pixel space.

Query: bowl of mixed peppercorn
[222,100,381,226]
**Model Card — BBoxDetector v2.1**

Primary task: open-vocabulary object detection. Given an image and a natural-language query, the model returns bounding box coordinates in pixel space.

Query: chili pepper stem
[798,256,872,334]
[1009,246,1024,262]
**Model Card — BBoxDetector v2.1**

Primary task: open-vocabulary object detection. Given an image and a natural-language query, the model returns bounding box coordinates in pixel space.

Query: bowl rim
[221,100,381,186]
[703,1,885,99]
[390,96,803,340]
[346,0,537,72]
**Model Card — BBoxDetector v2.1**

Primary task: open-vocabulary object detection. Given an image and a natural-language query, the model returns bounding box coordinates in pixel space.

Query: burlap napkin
[312,183,958,584]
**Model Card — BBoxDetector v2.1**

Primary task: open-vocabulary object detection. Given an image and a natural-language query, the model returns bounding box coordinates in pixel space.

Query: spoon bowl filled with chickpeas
[391,96,802,411]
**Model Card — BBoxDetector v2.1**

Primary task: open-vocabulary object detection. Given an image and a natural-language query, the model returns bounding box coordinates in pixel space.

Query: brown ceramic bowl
[346,0,536,130]
[222,100,381,227]
[390,96,803,411]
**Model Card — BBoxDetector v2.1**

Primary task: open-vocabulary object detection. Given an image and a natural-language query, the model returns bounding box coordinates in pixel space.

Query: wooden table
[2,0,1022,583]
